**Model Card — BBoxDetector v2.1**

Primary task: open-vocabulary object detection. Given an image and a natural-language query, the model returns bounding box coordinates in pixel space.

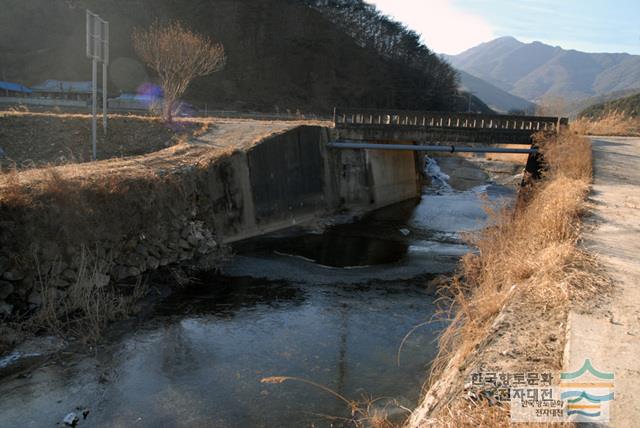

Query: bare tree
[133,20,226,122]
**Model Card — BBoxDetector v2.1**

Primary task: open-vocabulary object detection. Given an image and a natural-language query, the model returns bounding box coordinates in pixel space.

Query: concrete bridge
[331,107,569,151]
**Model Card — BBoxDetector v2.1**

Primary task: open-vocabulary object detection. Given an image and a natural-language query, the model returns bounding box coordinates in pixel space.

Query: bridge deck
[334,108,568,133]
[332,108,569,145]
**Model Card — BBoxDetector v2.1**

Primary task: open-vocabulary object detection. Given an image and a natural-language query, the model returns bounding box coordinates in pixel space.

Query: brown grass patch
[412,131,609,426]
[571,111,640,136]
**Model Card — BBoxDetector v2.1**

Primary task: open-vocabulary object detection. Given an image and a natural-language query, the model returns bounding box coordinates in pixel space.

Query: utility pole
[86,10,109,160]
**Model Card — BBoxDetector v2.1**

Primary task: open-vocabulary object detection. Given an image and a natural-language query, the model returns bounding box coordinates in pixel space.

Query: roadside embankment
[408,130,607,426]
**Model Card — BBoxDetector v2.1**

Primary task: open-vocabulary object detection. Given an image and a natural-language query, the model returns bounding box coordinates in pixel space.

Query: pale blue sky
[370,0,640,55]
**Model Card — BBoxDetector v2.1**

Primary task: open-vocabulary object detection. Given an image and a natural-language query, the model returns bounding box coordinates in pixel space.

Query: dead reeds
[571,111,640,136]
[31,246,147,346]
[415,131,608,426]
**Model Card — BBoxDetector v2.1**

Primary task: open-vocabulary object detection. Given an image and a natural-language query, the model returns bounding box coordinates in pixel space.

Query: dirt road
[565,137,640,426]
[0,115,329,191]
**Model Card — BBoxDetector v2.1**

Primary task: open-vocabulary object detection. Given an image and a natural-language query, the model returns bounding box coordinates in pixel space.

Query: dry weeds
[30,246,148,346]
[571,111,640,136]
[261,376,408,428]
[414,131,608,426]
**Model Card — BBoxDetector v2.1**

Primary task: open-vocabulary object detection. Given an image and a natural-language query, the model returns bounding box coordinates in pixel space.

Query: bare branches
[133,20,226,122]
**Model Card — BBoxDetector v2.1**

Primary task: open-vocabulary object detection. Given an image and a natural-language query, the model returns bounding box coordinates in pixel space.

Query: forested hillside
[579,92,640,119]
[0,0,459,114]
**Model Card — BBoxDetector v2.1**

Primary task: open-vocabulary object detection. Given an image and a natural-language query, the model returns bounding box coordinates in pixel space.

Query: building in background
[0,81,32,98]
[31,80,98,102]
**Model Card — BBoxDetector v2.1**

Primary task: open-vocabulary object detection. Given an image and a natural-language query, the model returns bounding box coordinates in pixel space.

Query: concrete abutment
[0,125,422,316]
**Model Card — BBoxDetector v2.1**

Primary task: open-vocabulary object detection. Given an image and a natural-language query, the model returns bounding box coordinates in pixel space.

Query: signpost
[86,10,109,161]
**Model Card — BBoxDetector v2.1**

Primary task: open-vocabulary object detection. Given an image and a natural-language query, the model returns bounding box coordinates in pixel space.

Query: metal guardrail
[333,107,568,133]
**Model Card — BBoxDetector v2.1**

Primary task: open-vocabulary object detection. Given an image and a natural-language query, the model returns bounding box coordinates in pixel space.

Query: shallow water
[0,158,517,428]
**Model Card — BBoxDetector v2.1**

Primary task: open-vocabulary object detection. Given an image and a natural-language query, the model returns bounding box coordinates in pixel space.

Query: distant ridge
[454,69,536,114]
[446,37,640,103]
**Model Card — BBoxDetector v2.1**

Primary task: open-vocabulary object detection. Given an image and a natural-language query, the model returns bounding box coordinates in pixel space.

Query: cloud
[369,0,496,54]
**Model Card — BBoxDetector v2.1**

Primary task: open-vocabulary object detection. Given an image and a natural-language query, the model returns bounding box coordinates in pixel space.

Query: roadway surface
[565,136,640,427]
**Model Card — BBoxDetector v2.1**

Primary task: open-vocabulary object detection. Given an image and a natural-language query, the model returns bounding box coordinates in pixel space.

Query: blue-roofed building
[0,81,32,97]
[31,80,99,101]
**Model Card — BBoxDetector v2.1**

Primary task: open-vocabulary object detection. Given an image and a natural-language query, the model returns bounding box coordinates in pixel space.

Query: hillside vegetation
[446,36,640,103]
[571,92,640,136]
[0,0,459,114]
[579,92,640,119]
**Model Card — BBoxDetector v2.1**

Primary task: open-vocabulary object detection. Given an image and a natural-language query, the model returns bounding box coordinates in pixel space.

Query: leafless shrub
[133,20,226,122]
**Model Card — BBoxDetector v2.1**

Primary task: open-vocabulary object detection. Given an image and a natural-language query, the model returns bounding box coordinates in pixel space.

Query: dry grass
[571,111,640,136]
[415,131,608,426]
[434,132,594,368]
[30,246,148,346]
[261,376,408,427]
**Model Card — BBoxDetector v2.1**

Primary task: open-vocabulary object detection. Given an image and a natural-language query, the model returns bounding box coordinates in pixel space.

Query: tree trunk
[163,97,174,123]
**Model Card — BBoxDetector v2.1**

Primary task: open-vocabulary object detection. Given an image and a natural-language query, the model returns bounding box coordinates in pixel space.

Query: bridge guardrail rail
[333,107,568,133]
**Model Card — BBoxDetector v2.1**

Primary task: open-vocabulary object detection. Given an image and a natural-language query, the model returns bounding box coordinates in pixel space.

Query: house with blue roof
[0,81,32,98]
[31,80,99,101]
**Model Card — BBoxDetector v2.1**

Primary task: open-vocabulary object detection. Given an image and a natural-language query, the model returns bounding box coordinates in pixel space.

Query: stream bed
[0,157,520,427]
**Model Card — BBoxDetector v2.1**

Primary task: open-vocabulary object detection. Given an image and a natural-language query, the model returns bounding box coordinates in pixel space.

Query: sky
[369,0,640,55]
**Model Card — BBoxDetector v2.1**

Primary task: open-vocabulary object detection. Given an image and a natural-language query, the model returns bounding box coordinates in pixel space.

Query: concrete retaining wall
[0,125,421,317]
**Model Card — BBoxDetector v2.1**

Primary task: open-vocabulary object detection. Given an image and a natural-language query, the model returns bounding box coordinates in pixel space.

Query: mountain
[446,36,640,104]
[579,92,640,119]
[0,0,458,114]
[455,69,536,114]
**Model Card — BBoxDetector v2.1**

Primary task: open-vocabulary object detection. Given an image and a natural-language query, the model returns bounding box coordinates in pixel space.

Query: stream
[0,156,520,427]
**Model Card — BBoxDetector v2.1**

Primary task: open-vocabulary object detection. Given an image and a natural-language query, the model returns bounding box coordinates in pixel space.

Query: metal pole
[102,20,109,134]
[326,141,537,154]
[92,57,97,161]
[86,10,91,58]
